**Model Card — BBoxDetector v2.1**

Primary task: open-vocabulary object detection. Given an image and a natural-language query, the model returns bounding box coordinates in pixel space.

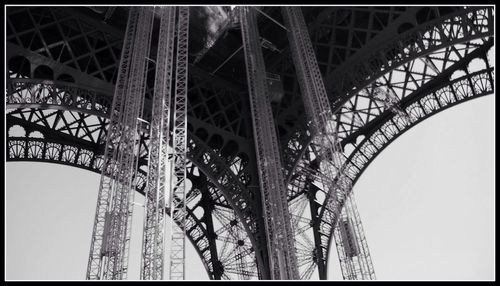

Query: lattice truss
[86,6,154,280]
[281,6,375,280]
[240,6,299,280]
[5,5,494,281]
[284,6,493,280]
[6,5,261,280]
[140,6,176,280]
[4,5,390,280]
[5,72,261,280]
[168,6,191,280]
[7,7,122,83]
[269,6,409,142]
[187,136,260,280]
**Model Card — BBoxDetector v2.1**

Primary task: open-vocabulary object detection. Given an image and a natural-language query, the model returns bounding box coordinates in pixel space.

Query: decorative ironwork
[5,5,494,281]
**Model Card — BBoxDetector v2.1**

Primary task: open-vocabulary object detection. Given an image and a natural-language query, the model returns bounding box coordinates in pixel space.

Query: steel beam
[240,6,299,280]
[282,6,375,280]
[140,6,177,280]
[86,7,154,280]
[169,6,190,280]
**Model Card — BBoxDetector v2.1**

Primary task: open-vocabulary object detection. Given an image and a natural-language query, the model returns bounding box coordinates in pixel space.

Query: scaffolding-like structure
[140,6,176,280]
[169,6,190,280]
[240,6,300,280]
[87,6,190,280]
[281,7,376,280]
[5,4,495,282]
[86,7,154,280]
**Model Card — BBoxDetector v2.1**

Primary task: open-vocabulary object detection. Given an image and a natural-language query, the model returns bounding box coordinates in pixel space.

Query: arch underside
[6,118,259,280]
[284,70,494,279]
[5,76,261,280]
[7,67,493,279]
[284,7,494,278]
[6,5,494,280]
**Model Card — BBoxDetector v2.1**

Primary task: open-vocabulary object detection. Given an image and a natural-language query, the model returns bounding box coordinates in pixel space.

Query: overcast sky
[5,94,495,280]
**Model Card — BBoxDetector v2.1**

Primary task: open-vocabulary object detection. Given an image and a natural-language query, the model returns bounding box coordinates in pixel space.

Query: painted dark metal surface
[6,5,494,280]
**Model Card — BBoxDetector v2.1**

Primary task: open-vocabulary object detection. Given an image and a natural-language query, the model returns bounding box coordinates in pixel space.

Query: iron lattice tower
[6,5,494,280]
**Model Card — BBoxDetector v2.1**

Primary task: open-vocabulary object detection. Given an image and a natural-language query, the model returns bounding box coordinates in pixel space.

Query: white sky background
[5,94,495,280]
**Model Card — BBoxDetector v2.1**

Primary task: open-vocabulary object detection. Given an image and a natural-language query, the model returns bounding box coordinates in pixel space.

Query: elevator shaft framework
[140,6,176,280]
[169,6,190,280]
[86,7,153,280]
[240,6,299,280]
[282,6,376,280]
[18,5,488,281]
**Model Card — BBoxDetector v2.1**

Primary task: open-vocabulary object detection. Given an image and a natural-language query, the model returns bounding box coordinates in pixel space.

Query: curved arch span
[6,77,265,277]
[5,129,263,279]
[323,67,494,269]
[327,6,493,106]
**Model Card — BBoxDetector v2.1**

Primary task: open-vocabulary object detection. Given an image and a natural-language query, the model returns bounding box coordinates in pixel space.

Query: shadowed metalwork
[6,5,494,280]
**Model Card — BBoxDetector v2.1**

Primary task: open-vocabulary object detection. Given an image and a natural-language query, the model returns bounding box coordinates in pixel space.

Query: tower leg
[281,7,376,280]
[86,7,154,280]
[169,6,190,280]
[140,6,177,280]
[240,6,299,280]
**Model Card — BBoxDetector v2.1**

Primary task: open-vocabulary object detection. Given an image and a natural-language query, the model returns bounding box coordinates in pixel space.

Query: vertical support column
[199,184,223,280]
[304,176,327,280]
[333,192,376,280]
[240,6,299,280]
[169,6,190,280]
[282,6,375,280]
[140,6,177,280]
[86,6,153,280]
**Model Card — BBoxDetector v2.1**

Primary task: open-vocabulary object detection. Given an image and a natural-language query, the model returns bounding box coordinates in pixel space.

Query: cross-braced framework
[332,193,376,279]
[281,6,375,280]
[140,6,176,280]
[86,7,154,280]
[240,6,299,280]
[284,7,493,279]
[5,5,494,281]
[169,6,190,280]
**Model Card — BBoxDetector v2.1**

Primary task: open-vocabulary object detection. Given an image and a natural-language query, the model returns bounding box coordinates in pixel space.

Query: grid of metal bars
[86,7,154,280]
[240,6,299,280]
[140,6,177,280]
[169,6,190,280]
[5,6,492,281]
[281,6,375,280]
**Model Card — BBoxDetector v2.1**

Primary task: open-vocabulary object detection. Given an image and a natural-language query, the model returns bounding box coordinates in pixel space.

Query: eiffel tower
[6,5,494,280]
